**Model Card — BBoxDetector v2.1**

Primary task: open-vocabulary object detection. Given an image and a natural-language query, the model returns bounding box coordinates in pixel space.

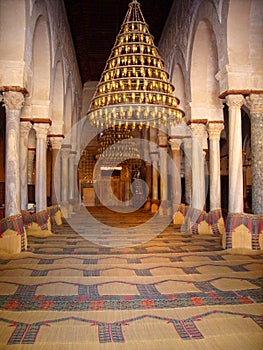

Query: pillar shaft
[27,149,35,185]
[208,122,224,210]
[190,122,207,210]
[3,91,24,216]
[151,154,159,201]
[61,146,71,203]
[33,123,49,212]
[246,93,263,213]
[158,131,170,216]
[149,127,159,212]
[49,136,64,204]
[69,151,76,201]
[183,138,192,205]
[226,95,244,213]
[143,128,152,209]
[169,139,182,205]
[20,121,31,210]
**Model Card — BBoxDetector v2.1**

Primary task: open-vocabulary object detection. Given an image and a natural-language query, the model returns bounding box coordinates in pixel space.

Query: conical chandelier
[96,126,141,166]
[87,0,184,130]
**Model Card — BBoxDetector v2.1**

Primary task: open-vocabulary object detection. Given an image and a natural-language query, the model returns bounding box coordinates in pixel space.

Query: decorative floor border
[0,276,262,311]
[0,261,261,276]
[1,310,262,344]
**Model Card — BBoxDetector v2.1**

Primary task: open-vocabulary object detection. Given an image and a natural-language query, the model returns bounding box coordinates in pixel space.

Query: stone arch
[31,15,51,105]
[190,19,221,119]
[171,63,186,113]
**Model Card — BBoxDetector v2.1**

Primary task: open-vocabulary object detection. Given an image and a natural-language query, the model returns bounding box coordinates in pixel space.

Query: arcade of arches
[0,0,262,348]
[0,0,262,243]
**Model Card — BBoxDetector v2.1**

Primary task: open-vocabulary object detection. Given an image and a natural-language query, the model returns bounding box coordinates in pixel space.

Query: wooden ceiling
[63,0,174,83]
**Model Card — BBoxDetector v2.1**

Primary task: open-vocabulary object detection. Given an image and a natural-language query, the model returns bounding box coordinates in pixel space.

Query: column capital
[207,121,224,140]
[2,91,25,110]
[168,138,182,151]
[158,131,168,147]
[190,122,207,149]
[33,123,50,140]
[49,135,65,150]
[20,121,32,137]
[245,93,263,114]
[226,94,244,109]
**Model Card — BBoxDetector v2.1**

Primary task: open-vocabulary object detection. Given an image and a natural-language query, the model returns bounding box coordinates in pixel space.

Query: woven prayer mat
[0,207,262,348]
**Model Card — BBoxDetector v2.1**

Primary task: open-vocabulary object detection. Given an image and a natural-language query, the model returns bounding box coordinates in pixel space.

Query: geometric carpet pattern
[0,207,262,349]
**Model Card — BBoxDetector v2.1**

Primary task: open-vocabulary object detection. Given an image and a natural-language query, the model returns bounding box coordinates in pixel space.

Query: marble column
[149,128,159,213]
[150,153,159,213]
[143,128,152,210]
[207,121,224,211]
[183,137,192,205]
[74,151,81,206]
[2,91,24,216]
[27,148,35,185]
[20,121,32,210]
[33,123,50,212]
[169,138,182,209]
[49,136,64,204]
[246,93,263,214]
[69,151,77,202]
[61,145,71,205]
[226,95,244,213]
[190,122,207,210]
[158,131,169,216]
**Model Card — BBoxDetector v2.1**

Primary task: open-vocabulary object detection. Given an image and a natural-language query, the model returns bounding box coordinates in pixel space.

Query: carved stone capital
[190,123,207,148]
[20,121,32,138]
[225,94,244,109]
[169,139,182,151]
[33,123,50,140]
[49,135,65,150]
[207,121,224,141]
[158,131,168,147]
[245,93,263,114]
[2,91,25,110]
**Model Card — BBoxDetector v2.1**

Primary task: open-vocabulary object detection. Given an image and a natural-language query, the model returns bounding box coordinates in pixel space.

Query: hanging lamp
[96,126,141,166]
[86,0,184,130]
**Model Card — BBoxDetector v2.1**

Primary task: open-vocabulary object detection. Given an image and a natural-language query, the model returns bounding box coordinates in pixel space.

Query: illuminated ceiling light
[86,0,184,129]
[96,125,141,167]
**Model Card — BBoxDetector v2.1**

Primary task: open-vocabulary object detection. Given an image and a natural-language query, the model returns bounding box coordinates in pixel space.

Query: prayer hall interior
[0,0,262,348]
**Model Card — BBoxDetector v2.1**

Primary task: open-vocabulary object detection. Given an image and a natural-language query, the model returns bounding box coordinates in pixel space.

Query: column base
[151,199,159,213]
[143,198,151,210]
[172,203,184,224]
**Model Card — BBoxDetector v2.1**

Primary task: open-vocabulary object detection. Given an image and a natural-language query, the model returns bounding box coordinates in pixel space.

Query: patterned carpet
[0,207,262,349]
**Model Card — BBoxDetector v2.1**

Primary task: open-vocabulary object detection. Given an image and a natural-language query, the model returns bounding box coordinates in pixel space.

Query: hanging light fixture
[86,0,184,130]
[96,125,141,167]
